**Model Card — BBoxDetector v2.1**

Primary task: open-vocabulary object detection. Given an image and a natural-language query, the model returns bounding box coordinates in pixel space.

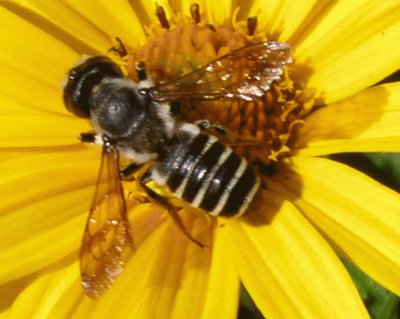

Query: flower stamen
[155,4,170,29]
[190,3,201,24]
[247,16,257,36]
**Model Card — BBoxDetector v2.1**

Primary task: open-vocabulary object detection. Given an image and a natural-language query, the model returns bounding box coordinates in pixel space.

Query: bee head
[63,56,123,118]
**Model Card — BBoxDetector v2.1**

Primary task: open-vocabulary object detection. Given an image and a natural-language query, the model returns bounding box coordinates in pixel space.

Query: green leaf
[365,153,400,191]
[329,153,400,192]
[343,258,400,319]
[239,285,264,319]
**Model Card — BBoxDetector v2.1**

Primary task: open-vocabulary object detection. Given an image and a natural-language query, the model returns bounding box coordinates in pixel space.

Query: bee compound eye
[63,56,123,118]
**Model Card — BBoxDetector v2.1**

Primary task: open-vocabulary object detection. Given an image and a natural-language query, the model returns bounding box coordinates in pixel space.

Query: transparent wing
[149,42,292,102]
[80,146,134,298]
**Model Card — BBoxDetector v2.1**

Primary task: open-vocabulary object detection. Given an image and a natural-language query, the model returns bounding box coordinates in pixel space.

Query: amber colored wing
[80,146,134,298]
[149,42,292,102]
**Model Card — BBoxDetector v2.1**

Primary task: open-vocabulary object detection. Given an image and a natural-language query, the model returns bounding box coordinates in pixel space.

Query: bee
[63,41,292,298]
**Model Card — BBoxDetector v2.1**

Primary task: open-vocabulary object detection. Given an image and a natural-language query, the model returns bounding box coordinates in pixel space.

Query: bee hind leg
[194,120,262,147]
[120,163,145,181]
[139,173,206,248]
[195,120,233,140]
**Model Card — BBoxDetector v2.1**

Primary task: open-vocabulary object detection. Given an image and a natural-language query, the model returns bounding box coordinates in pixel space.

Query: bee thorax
[120,148,158,164]
[90,78,145,137]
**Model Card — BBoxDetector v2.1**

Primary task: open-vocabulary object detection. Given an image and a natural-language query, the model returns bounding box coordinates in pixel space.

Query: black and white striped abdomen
[152,124,260,217]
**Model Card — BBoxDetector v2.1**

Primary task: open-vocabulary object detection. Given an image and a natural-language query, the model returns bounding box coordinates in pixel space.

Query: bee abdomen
[164,130,260,217]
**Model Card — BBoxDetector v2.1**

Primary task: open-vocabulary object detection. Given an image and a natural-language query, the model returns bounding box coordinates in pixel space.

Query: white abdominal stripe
[162,131,260,217]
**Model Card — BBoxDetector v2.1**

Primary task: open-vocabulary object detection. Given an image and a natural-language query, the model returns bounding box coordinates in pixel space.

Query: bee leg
[169,101,181,116]
[79,132,119,148]
[139,173,206,248]
[194,120,232,139]
[195,120,261,147]
[136,62,154,89]
[120,163,144,181]
[108,37,128,58]
[194,120,244,145]
[79,132,104,145]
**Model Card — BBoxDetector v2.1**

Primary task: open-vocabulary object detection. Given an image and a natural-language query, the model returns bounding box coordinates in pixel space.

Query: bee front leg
[108,37,128,58]
[136,61,154,89]
[79,132,104,145]
[79,132,119,149]
[139,172,205,248]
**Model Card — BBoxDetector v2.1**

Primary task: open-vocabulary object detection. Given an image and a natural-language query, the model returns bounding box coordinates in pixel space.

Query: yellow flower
[0,0,399,318]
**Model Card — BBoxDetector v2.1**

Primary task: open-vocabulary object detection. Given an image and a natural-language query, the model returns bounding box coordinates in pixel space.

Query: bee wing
[150,42,292,102]
[80,146,134,298]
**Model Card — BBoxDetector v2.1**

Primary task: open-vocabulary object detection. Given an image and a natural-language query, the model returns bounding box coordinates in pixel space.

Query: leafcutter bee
[63,41,292,297]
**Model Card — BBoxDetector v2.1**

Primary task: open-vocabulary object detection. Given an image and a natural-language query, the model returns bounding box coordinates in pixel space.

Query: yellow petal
[169,218,239,319]
[61,0,146,47]
[0,149,98,283]
[0,181,91,251]
[200,221,240,319]
[1,1,107,56]
[249,0,319,41]
[133,0,172,26]
[178,0,206,19]
[0,147,97,205]
[49,278,85,319]
[0,271,37,313]
[0,95,51,116]
[294,82,400,156]
[204,0,233,27]
[40,276,83,318]
[0,214,84,285]
[295,0,400,103]
[0,6,79,87]
[7,262,83,318]
[224,191,368,318]
[0,113,90,147]
[0,63,68,115]
[291,0,370,47]
[269,157,400,295]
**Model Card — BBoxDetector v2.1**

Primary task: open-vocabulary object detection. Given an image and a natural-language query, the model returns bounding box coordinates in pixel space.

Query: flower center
[124,4,315,171]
